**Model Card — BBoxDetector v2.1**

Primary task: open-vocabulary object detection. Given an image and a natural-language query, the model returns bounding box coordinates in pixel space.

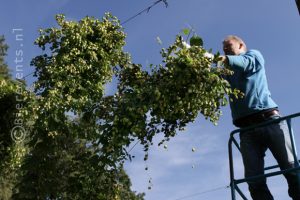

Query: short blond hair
[223,35,247,51]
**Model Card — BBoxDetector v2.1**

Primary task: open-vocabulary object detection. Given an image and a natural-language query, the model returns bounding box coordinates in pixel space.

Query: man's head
[223,35,247,55]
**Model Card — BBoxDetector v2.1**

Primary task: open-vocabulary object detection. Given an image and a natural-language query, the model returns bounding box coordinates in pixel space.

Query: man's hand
[219,55,228,65]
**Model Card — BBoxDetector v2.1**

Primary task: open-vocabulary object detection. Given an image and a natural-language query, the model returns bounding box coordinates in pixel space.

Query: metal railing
[228,112,300,200]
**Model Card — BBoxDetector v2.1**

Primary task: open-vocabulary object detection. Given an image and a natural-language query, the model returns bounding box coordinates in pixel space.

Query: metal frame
[228,112,300,200]
[296,0,300,15]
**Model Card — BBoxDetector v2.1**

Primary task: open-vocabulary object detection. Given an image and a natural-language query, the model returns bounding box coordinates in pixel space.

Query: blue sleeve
[226,50,264,73]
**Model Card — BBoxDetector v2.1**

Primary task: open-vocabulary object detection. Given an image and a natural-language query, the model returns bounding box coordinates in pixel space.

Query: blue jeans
[240,115,300,200]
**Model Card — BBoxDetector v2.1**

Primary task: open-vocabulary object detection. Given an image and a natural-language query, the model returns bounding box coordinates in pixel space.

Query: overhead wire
[128,140,139,153]
[173,185,230,200]
[22,71,34,80]
[121,0,168,25]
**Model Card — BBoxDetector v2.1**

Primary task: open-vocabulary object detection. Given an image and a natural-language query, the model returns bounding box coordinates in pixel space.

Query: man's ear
[239,43,243,49]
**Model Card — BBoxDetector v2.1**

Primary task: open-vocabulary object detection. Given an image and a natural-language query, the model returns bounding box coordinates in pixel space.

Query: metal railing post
[228,135,236,200]
[287,118,299,167]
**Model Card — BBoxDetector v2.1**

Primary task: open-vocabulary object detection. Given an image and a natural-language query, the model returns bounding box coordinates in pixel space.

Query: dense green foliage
[0,35,29,200]
[0,29,144,199]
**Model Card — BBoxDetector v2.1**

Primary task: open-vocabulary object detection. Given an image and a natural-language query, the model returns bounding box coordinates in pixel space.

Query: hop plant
[117,35,242,152]
[32,13,130,113]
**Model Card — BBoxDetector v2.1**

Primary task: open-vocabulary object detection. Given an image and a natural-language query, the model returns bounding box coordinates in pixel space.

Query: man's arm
[219,51,263,72]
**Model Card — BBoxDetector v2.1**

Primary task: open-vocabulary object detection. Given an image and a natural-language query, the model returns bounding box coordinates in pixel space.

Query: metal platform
[228,112,300,199]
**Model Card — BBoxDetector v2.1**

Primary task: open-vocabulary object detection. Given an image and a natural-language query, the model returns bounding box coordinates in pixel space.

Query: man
[220,35,300,200]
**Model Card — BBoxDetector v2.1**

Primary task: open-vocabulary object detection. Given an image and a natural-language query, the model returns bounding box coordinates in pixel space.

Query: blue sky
[1,0,300,199]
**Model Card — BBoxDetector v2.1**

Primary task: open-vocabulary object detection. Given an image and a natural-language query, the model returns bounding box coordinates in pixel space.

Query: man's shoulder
[246,49,264,62]
[246,49,262,56]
